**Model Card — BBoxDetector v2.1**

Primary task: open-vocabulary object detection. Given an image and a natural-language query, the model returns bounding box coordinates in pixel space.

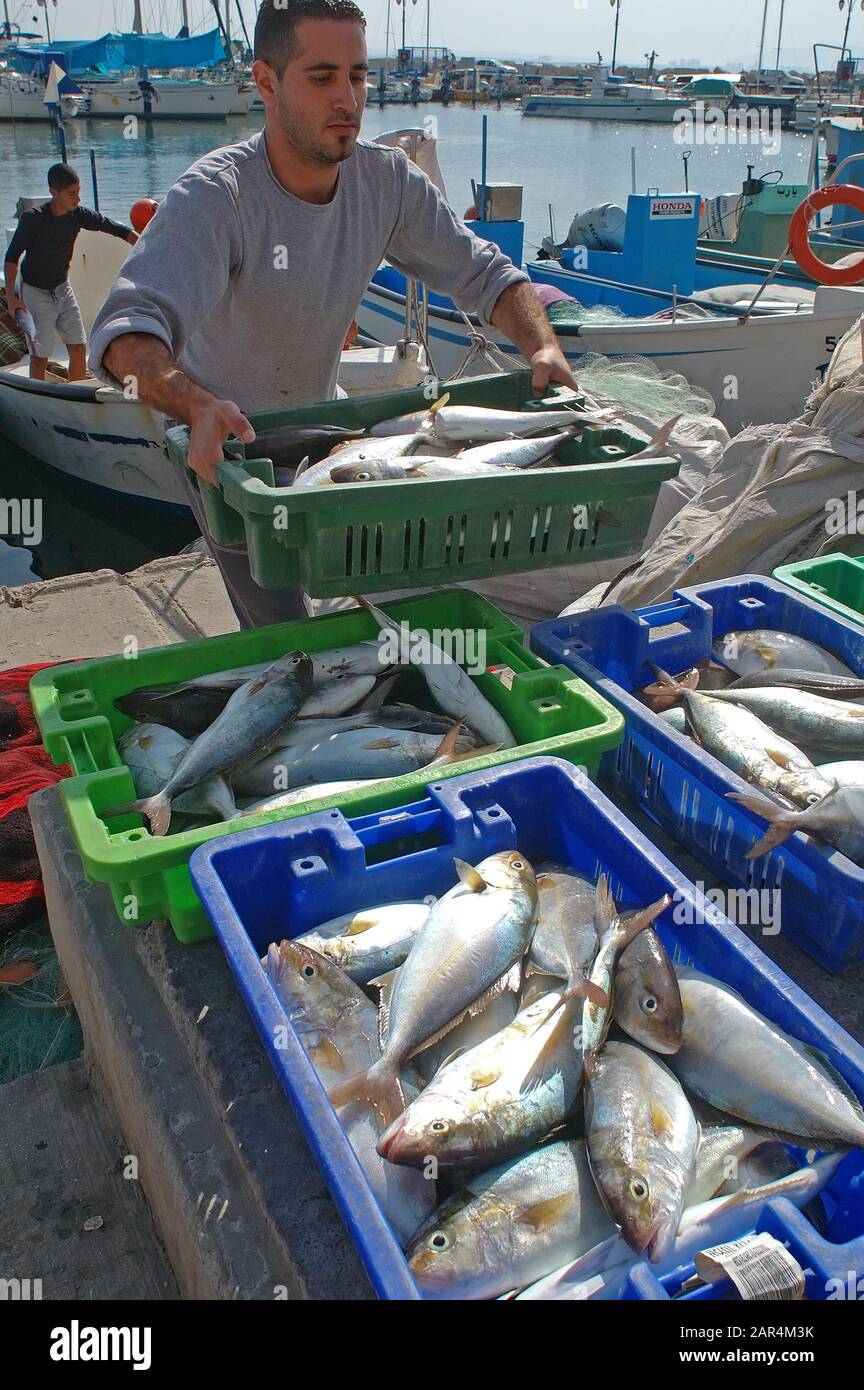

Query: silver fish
[712,629,856,679]
[686,1117,792,1205]
[581,878,672,1068]
[585,1040,699,1261]
[705,686,864,759]
[232,726,476,798]
[292,433,425,488]
[669,968,864,1148]
[729,668,864,698]
[613,926,683,1055]
[264,940,435,1247]
[298,673,377,718]
[356,596,517,749]
[817,760,864,787]
[329,456,516,485]
[370,401,581,442]
[454,426,580,470]
[515,1153,844,1300]
[328,851,538,1127]
[406,1138,612,1300]
[296,903,430,985]
[117,651,314,836]
[378,989,583,1173]
[730,782,864,861]
[528,866,597,980]
[118,723,237,823]
[682,691,831,809]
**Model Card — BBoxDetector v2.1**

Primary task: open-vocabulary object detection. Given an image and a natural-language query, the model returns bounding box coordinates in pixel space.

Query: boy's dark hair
[47,163,79,191]
[254,0,366,75]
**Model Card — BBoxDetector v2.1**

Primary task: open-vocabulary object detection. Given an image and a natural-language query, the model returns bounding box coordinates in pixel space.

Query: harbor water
[0,104,813,585]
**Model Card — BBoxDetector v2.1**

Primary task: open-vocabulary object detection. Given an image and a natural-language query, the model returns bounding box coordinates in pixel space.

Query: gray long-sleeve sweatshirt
[88,130,527,415]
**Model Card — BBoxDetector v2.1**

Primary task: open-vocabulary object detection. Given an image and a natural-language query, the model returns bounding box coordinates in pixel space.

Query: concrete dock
[2,551,863,1300]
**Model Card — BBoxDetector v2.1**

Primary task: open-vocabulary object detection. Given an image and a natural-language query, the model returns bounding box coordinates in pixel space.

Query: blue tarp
[7,29,226,77]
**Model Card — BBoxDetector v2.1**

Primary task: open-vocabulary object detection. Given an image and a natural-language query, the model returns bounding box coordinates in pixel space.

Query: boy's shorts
[21,281,86,358]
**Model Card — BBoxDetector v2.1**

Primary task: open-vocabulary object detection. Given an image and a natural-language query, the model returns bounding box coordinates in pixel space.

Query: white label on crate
[649,196,697,219]
[694,1233,805,1302]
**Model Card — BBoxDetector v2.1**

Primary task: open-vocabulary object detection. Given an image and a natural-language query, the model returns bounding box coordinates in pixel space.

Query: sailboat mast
[132,0,144,36]
[2,0,12,41]
[756,0,769,77]
[180,0,190,31]
[773,0,785,74]
[611,0,621,75]
[426,0,430,68]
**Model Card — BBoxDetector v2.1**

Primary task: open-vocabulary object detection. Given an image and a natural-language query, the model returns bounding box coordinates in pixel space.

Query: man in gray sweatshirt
[89,0,576,627]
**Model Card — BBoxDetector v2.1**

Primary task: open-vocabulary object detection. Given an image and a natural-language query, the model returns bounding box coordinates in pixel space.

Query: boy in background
[4,163,138,381]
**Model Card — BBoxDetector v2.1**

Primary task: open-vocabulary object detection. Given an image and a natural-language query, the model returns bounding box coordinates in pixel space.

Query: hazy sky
[27,0,862,71]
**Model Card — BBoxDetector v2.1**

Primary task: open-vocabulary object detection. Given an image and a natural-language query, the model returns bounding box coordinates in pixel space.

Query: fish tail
[102,792,171,835]
[327,1058,405,1128]
[614,894,673,952]
[726,792,797,857]
[354,594,398,634]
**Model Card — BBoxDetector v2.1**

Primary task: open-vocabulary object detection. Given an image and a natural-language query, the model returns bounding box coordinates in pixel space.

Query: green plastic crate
[165,370,678,596]
[30,589,624,943]
[774,554,864,627]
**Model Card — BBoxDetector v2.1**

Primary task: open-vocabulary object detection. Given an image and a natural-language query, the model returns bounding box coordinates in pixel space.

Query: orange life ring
[789,186,864,285]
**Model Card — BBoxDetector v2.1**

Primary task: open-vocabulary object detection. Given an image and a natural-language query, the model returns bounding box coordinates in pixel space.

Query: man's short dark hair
[254,1,366,75]
[47,163,79,191]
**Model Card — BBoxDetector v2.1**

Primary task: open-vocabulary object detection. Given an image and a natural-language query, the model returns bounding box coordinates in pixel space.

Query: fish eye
[640,995,658,1014]
[511,858,525,870]
[430,1120,449,1134]
[302,964,317,979]
[427,1230,450,1252]
[356,471,372,481]
[629,1177,650,1202]
[806,792,822,805]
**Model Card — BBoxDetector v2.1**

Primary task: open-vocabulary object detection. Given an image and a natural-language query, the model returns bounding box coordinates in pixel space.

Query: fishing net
[0,920,83,1087]
[555,350,717,426]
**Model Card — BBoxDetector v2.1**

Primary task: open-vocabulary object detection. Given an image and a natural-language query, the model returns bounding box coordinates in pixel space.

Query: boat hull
[0,367,188,510]
[358,271,863,433]
[78,80,234,119]
[522,95,688,122]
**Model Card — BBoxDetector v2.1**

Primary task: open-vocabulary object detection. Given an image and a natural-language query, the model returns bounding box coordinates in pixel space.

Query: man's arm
[4,260,21,319]
[77,207,139,246]
[4,217,32,317]
[89,172,249,483]
[103,334,254,485]
[489,281,577,395]
[384,153,576,393]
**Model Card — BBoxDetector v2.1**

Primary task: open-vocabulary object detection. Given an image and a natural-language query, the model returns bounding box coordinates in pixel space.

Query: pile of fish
[639,627,864,863]
[263,855,864,1299]
[108,599,516,837]
[239,394,675,491]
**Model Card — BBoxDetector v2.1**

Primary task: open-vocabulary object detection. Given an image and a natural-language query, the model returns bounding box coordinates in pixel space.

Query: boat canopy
[6,29,225,77]
[682,75,738,97]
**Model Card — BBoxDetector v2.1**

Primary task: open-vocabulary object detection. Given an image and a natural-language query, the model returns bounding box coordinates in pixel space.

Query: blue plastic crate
[188,756,864,1301]
[620,1151,864,1300]
[531,574,864,973]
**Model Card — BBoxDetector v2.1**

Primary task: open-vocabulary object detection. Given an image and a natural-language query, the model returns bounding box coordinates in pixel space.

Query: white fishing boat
[522,69,705,124]
[76,74,236,120]
[0,226,429,512]
[0,70,83,121]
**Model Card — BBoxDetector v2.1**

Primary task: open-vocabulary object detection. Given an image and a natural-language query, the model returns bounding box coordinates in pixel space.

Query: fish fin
[293,455,313,479]
[434,1045,470,1072]
[636,415,682,459]
[801,1045,864,1121]
[327,1060,405,1128]
[614,894,672,953]
[650,1098,675,1138]
[430,741,500,770]
[725,792,798,856]
[431,722,461,764]
[367,968,400,1049]
[468,1067,503,1091]
[421,391,451,429]
[517,1193,577,1231]
[354,594,399,634]
[453,858,487,893]
[593,873,617,935]
[104,793,171,836]
[311,1037,346,1073]
[753,643,780,668]
[410,962,523,1057]
[341,915,379,937]
[362,673,401,711]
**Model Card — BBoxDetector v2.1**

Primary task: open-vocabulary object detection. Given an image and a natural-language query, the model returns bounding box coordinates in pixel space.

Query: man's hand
[490,281,578,396]
[187,398,256,486]
[6,291,21,319]
[529,344,578,397]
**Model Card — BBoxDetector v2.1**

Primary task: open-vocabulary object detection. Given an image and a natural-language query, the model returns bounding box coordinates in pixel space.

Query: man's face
[254,18,368,166]
[51,180,81,212]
